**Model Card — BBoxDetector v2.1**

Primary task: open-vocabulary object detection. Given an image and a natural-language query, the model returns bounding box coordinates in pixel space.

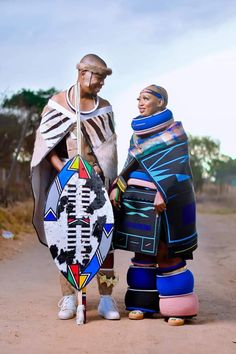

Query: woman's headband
[141,89,164,100]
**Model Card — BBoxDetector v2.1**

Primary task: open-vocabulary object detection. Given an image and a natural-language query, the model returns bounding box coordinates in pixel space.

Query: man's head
[138,84,168,116]
[76,54,112,95]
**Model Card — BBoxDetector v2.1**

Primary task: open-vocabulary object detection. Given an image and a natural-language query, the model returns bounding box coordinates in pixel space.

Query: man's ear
[82,71,92,87]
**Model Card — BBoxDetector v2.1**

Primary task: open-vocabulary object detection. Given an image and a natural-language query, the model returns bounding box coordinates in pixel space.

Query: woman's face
[137,92,162,116]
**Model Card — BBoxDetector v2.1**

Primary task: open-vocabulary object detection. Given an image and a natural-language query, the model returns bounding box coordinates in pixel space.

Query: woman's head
[137,84,168,117]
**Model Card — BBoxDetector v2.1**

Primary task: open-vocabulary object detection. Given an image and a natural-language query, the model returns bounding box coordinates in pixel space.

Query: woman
[110,84,199,325]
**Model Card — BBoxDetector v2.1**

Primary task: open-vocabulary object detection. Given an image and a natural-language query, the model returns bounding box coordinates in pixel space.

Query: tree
[0,113,21,168]
[1,88,57,160]
[188,135,221,191]
[214,156,236,185]
[0,88,58,204]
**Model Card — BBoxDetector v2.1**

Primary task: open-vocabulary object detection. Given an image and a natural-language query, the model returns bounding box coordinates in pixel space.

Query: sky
[1,0,236,167]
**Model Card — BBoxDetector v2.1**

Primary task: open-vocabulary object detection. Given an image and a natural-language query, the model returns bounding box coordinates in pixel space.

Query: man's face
[137,92,162,117]
[81,71,107,95]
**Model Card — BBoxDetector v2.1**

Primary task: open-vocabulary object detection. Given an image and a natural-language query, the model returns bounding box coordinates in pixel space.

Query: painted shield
[44,154,114,290]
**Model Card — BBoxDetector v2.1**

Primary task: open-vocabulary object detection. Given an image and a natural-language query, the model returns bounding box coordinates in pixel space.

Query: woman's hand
[154,191,166,214]
[109,187,120,209]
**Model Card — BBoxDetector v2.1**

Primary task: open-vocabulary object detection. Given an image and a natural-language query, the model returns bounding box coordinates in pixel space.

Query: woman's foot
[128,310,144,320]
[167,317,185,326]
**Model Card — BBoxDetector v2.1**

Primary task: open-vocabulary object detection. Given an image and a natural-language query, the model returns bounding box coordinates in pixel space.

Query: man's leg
[97,252,120,320]
[58,274,77,320]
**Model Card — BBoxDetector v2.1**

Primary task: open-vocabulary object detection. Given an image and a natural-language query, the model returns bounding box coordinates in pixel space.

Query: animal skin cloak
[114,121,197,258]
[31,97,117,246]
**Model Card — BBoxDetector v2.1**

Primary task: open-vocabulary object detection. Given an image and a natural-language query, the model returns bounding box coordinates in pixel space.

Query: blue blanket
[114,121,198,258]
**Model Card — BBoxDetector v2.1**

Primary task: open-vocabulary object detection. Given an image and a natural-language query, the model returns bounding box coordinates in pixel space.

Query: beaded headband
[141,89,164,100]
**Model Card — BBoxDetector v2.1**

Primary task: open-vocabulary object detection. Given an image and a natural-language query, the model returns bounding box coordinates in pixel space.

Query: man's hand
[93,164,103,175]
[47,150,65,172]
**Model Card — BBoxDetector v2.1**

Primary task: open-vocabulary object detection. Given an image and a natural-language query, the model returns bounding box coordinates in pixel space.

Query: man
[31,54,120,321]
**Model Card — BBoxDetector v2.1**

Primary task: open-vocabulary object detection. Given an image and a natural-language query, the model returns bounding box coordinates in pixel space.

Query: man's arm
[46,150,64,172]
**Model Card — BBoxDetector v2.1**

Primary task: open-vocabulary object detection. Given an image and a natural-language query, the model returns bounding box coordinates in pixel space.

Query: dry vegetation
[197,183,236,214]
[1,184,235,235]
[0,185,235,261]
[0,199,34,235]
[0,200,34,261]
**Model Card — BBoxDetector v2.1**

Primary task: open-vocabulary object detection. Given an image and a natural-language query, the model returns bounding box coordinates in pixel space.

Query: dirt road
[1,213,236,354]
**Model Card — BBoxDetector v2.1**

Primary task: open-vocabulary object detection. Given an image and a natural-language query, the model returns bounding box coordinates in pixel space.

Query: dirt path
[0,213,236,354]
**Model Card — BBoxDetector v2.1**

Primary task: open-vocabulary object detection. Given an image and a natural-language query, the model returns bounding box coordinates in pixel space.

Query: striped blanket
[31,96,117,246]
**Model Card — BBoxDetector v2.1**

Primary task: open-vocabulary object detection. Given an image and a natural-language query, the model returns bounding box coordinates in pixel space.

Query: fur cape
[31,98,117,246]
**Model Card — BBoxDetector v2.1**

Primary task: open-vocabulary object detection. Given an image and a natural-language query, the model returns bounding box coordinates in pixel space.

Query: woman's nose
[139,100,144,106]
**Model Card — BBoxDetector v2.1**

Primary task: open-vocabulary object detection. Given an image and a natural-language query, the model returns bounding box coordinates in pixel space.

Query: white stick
[76,291,85,325]
[75,81,81,155]
[74,79,86,325]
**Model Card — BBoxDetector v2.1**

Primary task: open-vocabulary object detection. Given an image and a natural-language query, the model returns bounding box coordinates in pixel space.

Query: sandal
[167,317,185,326]
[128,310,144,320]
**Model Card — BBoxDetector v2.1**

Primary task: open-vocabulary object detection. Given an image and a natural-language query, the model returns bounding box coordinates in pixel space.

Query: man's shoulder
[50,91,66,104]
[42,90,66,116]
[98,96,112,109]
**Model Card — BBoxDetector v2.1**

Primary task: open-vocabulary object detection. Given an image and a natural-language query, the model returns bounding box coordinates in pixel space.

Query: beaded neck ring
[66,84,99,114]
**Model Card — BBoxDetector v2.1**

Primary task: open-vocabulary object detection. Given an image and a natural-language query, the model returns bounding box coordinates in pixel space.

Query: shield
[44,154,114,291]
